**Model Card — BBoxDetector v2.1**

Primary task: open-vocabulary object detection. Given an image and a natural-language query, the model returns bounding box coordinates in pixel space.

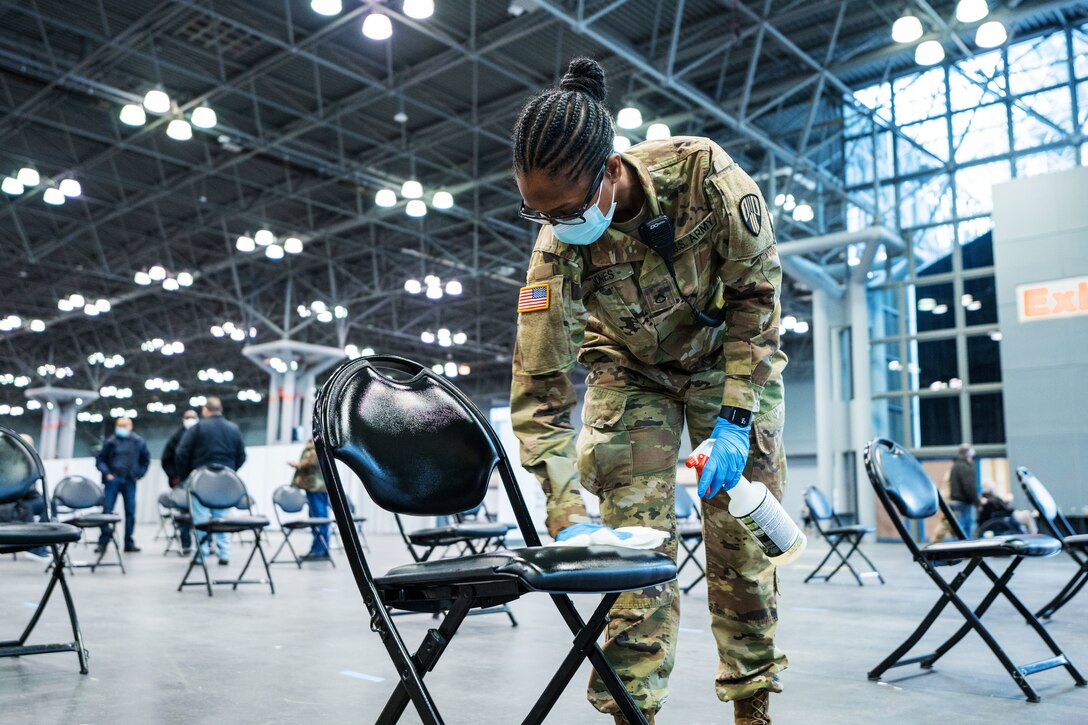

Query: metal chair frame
[1017,467,1088,619]
[314,355,676,725]
[674,483,705,594]
[0,426,89,673]
[51,476,125,574]
[269,484,336,568]
[864,438,1085,702]
[802,485,883,586]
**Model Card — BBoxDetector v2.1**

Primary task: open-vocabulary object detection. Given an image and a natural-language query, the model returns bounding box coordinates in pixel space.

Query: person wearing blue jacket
[94,417,151,553]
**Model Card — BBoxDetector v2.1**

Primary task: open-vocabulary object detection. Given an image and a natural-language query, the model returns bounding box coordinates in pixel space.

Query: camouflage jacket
[510,137,784,535]
[290,439,325,493]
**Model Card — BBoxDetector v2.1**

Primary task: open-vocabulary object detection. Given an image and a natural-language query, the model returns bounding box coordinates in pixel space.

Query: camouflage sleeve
[510,230,591,538]
[704,142,783,414]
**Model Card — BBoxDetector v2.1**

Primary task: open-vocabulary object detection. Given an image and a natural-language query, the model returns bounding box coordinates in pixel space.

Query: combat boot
[734,690,771,724]
[612,710,655,725]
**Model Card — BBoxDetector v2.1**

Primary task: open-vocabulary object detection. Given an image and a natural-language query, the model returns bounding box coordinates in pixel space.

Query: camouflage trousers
[577,366,788,714]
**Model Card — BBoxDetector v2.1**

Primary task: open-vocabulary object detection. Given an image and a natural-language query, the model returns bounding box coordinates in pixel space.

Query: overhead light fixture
[236,235,256,252]
[613,135,631,153]
[162,277,180,291]
[283,237,303,254]
[782,315,797,330]
[425,285,443,300]
[932,303,949,315]
[421,330,436,344]
[42,187,65,205]
[401,179,423,199]
[58,298,73,312]
[375,188,397,207]
[955,0,989,23]
[406,199,427,217]
[891,15,924,44]
[311,0,342,16]
[793,321,810,334]
[190,106,217,129]
[166,119,193,141]
[975,20,1007,48]
[917,297,937,312]
[362,12,393,40]
[431,363,444,374]
[967,300,982,312]
[95,299,111,313]
[792,203,814,223]
[254,229,275,246]
[266,244,285,260]
[176,272,194,287]
[30,319,45,332]
[645,123,671,141]
[1,177,23,195]
[404,279,422,294]
[782,194,796,212]
[403,0,434,20]
[333,305,348,319]
[445,280,462,295]
[17,167,40,187]
[59,178,81,197]
[616,107,643,129]
[915,40,945,66]
[432,191,454,209]
[149,265,167,281]
[453,331,467,345]
[444,362,458,377]
[143,89,171,114]
[119,103,147,126]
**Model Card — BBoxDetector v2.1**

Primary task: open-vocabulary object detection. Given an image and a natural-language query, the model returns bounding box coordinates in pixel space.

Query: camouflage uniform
[510,137,788,715]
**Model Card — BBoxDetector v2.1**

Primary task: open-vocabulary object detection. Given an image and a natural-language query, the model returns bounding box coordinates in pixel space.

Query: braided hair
[512,57,615,183]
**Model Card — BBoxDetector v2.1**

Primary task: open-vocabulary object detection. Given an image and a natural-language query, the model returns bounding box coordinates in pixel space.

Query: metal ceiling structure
[0,0,1084,418]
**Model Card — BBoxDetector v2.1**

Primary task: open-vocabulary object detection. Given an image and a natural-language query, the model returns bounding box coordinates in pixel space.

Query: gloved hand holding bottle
[697,416,751,500]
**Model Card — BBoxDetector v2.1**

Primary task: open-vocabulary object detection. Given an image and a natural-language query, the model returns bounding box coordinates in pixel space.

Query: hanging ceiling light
[403,0,434,20]
[177,272,194,287]
[162,277,180,291]
[432,191,454,209]
[613,135,631,153]
[616,107,643,129]
[148,265,167,281]
[891,15,924,43]
[375,188,397,207]
[166,119,193,141]
[119,103,146,126]
[1,177,23,195]
[955,0,989,23]
[310,0,342,15]
[645,123,671,141]
[425,284,443,300]
[254,229,275,246]
[445,280,462,295]
[362,13,393,40]
[404,279,422,294]
[42,187,65,206]
[453,331,468,345]
[236,235,256,252]
[143,89,171,114]
[16,167,40,187]
[975,20,1007,48]
[134,271,152,285]
[792,203,814,223]
[30,319,45,332]
[444,362,458,377]
[405,199,427,217]
[59,178,81,197]
[283,237,304,254]
[190,106,217,129]
[914,40,945,66]
[266,244,285,260]
[421,330,436,344]
[401,180,423,199]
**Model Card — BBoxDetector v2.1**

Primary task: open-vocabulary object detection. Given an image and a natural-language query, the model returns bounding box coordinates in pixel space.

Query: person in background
[979,481,1038,535]
[94,417,150,554]
[949,443,979,538]
[162,409,199,553]
[287,439,330,561]
[0,433,50,557]
[175,396,246,566]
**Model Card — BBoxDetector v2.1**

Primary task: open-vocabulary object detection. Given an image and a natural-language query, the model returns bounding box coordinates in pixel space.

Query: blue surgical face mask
[115,427,130,438]
[551,177,616,246]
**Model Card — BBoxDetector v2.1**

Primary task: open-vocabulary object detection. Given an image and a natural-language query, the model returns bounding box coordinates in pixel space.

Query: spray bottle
[685,439,807,565]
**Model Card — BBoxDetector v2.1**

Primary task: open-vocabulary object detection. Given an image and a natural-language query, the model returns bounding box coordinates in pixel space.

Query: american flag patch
[518,284,550,313]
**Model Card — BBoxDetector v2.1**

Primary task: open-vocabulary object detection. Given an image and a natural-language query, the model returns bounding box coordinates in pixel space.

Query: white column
[811,290,834,498]
[278,368,296,444]
[56,402,79,459]
[847,280,875,528]
[299,373,316,440]
[39,404,58,459]
[266,372,282,446]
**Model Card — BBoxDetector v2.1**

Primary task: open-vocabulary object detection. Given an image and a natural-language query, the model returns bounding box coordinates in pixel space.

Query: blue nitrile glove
[554,523,633,542]
[698,417,751,500]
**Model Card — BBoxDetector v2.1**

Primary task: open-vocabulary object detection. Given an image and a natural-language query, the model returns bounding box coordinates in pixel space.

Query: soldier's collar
[619,152,662,218]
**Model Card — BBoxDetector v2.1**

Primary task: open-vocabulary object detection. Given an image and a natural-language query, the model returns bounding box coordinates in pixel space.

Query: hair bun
[559,57,607,103]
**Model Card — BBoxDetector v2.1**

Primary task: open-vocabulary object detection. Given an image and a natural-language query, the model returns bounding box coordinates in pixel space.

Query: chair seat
[194,515,269,533]
[824,524,874,537]
[0,522,82,546]
[172,513,193,524]
[63,513,122,527]
[677,520,703,538]
[408,523,512,546]
[283,517,334,529]
[378,545,677,595]
[923,534,1062,561]
[1062,533,1088,549]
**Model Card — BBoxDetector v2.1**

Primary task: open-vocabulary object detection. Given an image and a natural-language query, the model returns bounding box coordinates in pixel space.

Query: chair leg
[269,529,301,568]
[854,545,886,584]
[53,545,89,674]
[868,578,959,682]
[804,540,840,584]
[317,530,336,568]
[255,532,276,595]
[825,537,867,585]
[234,534,265,590]
[1036,564,1088,619]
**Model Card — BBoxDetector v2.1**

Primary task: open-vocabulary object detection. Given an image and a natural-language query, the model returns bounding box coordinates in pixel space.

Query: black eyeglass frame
[518,162,608,226]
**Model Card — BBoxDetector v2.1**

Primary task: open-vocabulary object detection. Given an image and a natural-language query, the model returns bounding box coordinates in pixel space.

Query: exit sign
[1017,275,1088,323]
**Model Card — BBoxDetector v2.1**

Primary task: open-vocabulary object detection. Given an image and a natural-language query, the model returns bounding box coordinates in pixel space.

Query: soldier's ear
[605,153,622,182]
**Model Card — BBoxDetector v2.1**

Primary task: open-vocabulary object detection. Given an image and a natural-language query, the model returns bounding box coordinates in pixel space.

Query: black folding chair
[177,466,274,597]
[51,476,125,574]
[864,438,1085,702]
[1017,467,1088,619]
[395,509,515,561]
[161,488,192,556]
[803,485,883,586]
[0,426,88,673]
[314,355,676,725]
[154,492,173,541]
[269,485,335,568]
[674,484,705,594]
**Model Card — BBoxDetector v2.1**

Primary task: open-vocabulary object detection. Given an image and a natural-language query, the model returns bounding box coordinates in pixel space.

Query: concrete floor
[1,526,1086,724]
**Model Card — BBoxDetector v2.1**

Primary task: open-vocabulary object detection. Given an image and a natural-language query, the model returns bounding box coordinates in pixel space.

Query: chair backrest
[53,476,104,510]
[864,438,939,520]
[273,485,307,514]
[315,356,499,517]
[168,486,189,510]
[1017,467,1068,537]
[675,483,697,520]
[158,491,176,509]
[0,426,44,505]
[803,486,835,521]
[188,465,248,509]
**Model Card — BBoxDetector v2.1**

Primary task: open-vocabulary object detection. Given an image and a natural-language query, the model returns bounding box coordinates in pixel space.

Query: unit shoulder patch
[739,194,762,236]
[518,283,550,313]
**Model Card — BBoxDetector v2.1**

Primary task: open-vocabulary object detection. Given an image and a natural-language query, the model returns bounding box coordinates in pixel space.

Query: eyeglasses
[518,163,607,226]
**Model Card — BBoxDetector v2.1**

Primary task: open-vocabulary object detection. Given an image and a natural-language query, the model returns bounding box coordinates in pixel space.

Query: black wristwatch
[719,405,753,427]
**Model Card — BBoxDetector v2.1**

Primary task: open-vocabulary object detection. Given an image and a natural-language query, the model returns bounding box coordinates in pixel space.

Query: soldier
[510,58,788,725]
